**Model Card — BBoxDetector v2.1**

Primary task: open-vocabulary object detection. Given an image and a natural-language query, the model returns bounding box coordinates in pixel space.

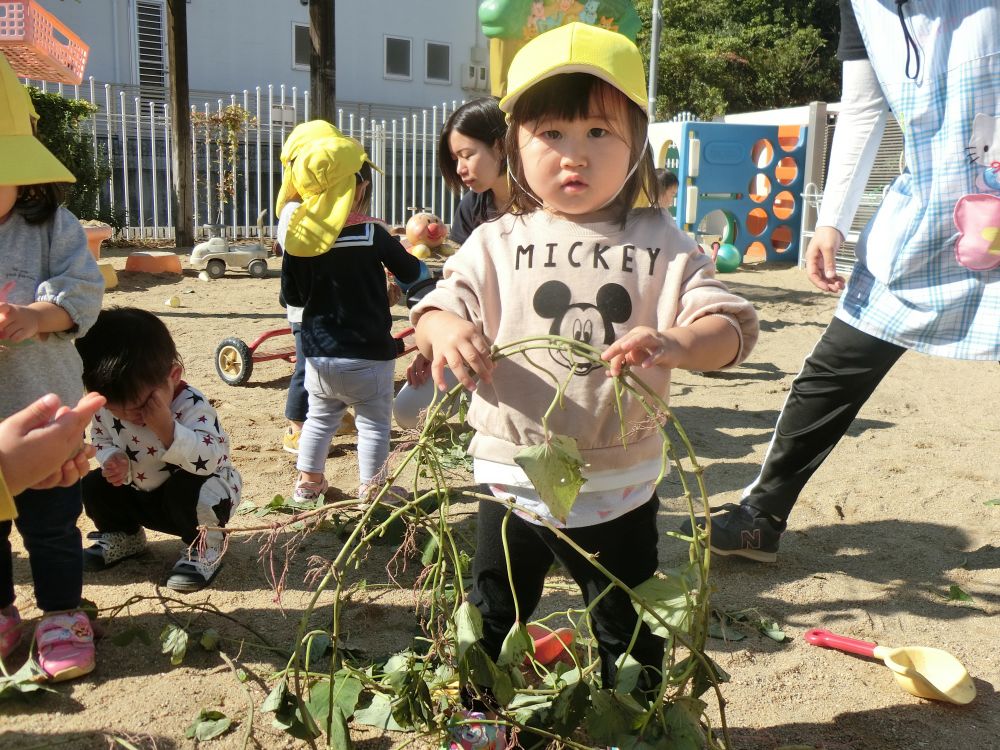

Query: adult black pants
[743,316,906,521]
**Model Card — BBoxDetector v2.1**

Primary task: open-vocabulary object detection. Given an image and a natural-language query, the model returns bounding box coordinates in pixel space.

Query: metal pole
[647,0,662,120]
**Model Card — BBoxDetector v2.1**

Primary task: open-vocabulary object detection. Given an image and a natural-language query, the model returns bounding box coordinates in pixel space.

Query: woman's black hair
[76,307,183,406]
[437,97,506,195]
[14,183,65,224]
[504,73,657,227]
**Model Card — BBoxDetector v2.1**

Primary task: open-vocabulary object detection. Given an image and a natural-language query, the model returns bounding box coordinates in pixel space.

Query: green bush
[27,86,123,230]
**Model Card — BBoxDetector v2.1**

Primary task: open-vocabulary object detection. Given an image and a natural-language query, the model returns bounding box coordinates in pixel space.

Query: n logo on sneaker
[740,529,762,550]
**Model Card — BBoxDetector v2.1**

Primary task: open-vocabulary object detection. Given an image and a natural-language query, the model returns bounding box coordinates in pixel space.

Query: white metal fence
[22,77,467,242]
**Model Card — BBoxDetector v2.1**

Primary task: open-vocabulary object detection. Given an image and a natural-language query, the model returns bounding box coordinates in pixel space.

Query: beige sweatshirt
[412,208,759,472]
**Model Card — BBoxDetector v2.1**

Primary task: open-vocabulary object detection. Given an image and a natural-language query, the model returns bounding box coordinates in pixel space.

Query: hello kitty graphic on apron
[954,113,1000,270]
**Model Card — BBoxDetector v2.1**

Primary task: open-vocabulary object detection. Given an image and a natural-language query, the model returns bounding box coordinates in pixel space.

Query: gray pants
[298,357,395,487]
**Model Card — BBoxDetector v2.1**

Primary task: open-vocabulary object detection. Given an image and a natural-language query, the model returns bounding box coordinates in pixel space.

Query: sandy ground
[2,247,998,750]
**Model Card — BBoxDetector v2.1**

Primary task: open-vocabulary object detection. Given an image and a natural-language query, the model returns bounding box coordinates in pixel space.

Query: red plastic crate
[0,1,89,84]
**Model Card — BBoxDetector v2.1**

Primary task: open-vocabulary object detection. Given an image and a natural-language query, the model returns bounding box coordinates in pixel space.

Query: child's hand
[406,353,433,388]
[102,450,130,486]
[0,392,105,494]
[387,279,403,306]
[601,326,682,376]
[140,384,176,447]
[35,442,97,490]
[417,310,494,391]
[0,303,42,343]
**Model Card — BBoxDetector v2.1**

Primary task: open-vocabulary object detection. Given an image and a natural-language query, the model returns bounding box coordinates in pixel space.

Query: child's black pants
[469,493,664,691]
[82,470,210,544]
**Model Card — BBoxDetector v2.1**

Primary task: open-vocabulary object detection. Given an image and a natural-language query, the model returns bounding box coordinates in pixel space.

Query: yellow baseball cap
[0,52,76,186]
[499,22,647,115]
[276,120,368,257]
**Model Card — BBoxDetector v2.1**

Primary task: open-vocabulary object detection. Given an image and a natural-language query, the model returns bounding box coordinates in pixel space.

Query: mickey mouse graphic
[533,280,631,375]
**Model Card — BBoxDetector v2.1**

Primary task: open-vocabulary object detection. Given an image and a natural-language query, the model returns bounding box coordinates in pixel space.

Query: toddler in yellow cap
[276,121,429,503]
[412,22,759,729]
[0,51,105,682]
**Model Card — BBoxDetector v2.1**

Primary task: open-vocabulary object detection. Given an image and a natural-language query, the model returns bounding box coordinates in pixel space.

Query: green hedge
[28,86,123,229]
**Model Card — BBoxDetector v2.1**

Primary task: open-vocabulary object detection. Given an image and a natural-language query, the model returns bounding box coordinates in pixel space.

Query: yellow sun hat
[499,22,647,115]
[0,52,76,186]
[276,120,369,257]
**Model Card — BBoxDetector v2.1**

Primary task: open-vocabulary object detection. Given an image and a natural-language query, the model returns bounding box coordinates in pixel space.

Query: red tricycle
[214,326,416,386]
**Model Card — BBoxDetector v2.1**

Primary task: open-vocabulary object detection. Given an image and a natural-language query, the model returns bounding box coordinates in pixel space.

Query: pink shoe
[35,611,95,682]
[0,605,22,661]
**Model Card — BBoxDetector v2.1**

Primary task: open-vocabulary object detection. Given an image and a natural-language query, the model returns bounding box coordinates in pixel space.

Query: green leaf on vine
[631,566,698,638]
[0,659,56,699]
[550,680,590,736]
[184,708,231,741]
[663,696,708,748]
[353,692,407,731]
[613,653,643,694]
[514,434,586,523]
[455,601,483,659]
[497,621,534,667]
[160,623,189,666]
[586,688,639,743]
[307,672,363,735]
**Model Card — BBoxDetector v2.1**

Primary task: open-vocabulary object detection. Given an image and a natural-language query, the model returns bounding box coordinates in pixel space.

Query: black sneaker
[679,503,784,562]
[165,548,223,592]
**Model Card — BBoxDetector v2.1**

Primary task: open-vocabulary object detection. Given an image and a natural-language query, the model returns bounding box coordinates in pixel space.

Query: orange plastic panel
[125,251,183,275]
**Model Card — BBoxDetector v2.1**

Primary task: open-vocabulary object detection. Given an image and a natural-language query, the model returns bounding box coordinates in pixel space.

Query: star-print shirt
[89,381,242,497]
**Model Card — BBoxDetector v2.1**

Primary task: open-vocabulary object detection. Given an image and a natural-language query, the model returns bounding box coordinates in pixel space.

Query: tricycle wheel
[247,259,268,278]
[206,259,226,279]
[215,337,253,386]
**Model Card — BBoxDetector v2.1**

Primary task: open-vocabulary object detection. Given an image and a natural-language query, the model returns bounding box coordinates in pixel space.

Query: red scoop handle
[804,628,878,658]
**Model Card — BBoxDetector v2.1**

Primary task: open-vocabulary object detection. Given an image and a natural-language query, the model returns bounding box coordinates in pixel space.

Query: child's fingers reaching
[457,337,494,385]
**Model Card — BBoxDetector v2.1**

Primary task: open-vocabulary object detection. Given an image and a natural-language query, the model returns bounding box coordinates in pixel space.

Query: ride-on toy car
[190,210,270,279]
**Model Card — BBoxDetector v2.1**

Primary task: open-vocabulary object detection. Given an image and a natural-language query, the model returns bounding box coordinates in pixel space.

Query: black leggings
[743,317,906,521]
[469,494,664,690]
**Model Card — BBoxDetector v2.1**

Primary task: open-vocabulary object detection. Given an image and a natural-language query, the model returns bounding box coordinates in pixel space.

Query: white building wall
[35,0,485,108]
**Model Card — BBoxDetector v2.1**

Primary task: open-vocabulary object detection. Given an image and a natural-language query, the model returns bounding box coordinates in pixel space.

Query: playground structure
[676,121,807,265]
[649,102,906,274]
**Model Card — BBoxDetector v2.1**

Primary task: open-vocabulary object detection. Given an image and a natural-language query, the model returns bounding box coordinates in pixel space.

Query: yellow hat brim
[0,134,76,186]
[499,22,647,114]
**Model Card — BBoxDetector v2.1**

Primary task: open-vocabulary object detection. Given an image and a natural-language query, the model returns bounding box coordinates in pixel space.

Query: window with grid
[135,1,166,99]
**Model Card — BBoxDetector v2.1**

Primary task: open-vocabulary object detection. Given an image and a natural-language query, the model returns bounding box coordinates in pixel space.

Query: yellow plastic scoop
[805,628,976,705]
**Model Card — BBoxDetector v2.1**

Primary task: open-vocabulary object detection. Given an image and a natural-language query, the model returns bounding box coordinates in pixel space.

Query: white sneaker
[83,529,148,571]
